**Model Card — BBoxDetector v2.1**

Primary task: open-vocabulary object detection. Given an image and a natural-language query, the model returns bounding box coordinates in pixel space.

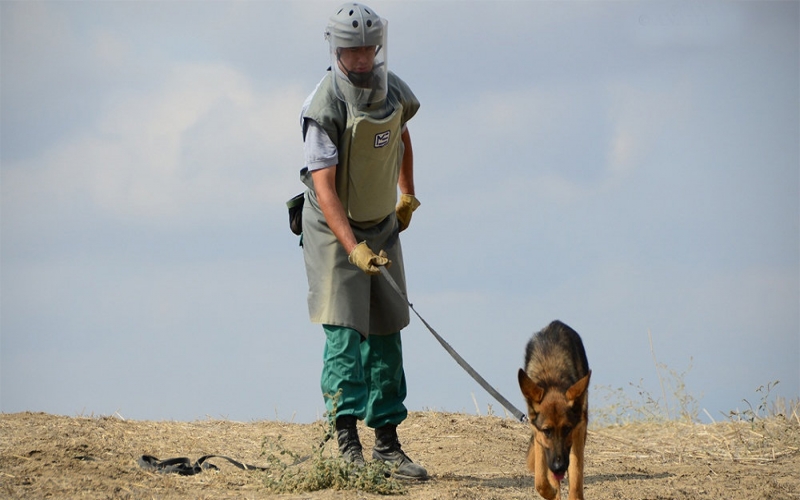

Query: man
[297,2,427,480]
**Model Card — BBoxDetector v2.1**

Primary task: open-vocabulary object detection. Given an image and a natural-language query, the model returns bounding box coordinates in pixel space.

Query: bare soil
[1,411,798,499]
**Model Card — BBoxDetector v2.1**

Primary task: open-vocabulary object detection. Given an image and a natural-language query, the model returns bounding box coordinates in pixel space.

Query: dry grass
[1,407,799,499]
[591,415,800,464]
[2,360,798,499]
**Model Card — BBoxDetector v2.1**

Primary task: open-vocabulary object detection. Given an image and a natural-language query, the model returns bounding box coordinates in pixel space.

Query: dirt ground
[1,410,798,499]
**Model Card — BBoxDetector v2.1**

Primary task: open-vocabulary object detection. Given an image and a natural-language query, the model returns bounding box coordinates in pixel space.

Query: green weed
[259,390,407,495]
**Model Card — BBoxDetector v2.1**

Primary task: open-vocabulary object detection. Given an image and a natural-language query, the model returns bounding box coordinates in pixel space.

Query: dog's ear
[518,368,545,404]
[566,370,591,403]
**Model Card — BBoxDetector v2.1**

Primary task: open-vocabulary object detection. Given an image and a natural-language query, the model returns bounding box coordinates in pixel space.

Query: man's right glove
[348,241,392,275]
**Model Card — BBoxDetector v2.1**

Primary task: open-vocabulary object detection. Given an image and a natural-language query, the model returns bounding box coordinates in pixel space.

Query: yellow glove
[395,194,421,232]
[348,242,392,275]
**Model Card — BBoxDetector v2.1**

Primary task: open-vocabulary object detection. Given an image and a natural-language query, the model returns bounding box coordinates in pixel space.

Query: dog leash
[138,454,270,475]
[378,267,527,423]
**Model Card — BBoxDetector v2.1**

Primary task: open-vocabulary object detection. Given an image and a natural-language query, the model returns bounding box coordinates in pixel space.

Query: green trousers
[320,325,408,429]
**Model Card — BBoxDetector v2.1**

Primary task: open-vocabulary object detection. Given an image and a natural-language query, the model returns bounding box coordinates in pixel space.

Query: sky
[1,1,798,425]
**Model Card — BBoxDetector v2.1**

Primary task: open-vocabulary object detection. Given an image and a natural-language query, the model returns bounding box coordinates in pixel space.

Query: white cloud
[433,78,692,209]
[1,2,74,77]
[4,62,306,226]
[91,28,133,71]
[606,80,685,167]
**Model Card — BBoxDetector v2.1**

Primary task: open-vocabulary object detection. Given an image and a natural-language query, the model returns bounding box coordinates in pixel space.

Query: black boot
[372,424,428,480]
[335,416,365,467]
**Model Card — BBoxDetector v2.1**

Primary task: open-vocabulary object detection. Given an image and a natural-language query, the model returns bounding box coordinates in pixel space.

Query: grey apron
[302,189,410,337]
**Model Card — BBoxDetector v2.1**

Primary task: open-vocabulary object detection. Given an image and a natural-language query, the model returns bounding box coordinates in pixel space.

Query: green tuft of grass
[265,454,405,495]
[259,390,407,495]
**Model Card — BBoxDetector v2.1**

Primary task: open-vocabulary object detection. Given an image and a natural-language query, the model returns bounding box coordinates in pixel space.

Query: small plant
[641,357,700,423]
[590,330,699,427]
[260,390,407,495]
[724,381,800,458]
[728,380,780,423]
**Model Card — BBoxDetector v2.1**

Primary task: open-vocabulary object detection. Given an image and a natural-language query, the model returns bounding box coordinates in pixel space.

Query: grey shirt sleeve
[303,119,338,171]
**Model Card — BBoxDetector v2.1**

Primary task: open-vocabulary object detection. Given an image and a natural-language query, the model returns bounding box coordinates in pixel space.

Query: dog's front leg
[533,434,560,500]
[566,423,587,500]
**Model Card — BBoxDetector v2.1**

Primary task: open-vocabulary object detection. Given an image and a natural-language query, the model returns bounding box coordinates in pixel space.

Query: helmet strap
[336,49,376,89]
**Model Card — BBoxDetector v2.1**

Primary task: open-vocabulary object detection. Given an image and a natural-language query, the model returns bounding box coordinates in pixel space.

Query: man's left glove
[395,194,421,232]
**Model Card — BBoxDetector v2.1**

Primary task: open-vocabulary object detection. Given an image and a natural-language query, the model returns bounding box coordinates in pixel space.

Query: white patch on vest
[374,130,391,148]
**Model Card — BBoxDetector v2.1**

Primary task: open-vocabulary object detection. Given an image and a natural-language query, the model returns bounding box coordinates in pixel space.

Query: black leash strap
[138,432,325,475]
[138,454,269,475]
[378,267,527,423]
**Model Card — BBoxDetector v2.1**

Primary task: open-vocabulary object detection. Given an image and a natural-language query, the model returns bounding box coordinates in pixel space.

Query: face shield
[325,3,388,106]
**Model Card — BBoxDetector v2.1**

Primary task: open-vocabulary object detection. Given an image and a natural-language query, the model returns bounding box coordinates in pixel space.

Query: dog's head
[518,369,591,480]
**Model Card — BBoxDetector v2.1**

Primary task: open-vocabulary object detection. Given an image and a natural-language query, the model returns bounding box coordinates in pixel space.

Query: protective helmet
[325,3,388,105]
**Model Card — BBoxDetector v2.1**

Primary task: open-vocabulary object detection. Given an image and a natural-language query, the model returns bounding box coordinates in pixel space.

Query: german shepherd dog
[518,320,591,500]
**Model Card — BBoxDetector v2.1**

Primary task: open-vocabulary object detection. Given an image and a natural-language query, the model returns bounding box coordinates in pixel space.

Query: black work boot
[372,424,428,480]
[335,415,365,467]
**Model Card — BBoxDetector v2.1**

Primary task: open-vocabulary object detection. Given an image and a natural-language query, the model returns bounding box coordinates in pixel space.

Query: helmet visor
[326,10,388,105]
